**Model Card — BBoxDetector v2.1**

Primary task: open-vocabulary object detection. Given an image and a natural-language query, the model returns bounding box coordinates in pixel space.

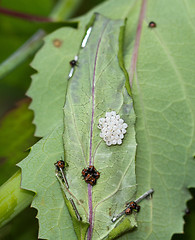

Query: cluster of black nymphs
[125,201,140,215]
[82,165,100,186]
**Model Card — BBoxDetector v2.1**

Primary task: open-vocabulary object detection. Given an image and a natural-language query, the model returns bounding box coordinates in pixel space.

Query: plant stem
[0,7,53,22]
[0,170,34,228]
[0,30,45,80]
[135,188,154,203]
[129,0,147,87]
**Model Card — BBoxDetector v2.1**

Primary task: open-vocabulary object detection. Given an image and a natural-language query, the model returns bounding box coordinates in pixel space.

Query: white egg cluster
[98,111,128,146]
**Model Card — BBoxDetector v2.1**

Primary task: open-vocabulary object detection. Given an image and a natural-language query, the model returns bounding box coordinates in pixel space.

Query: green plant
[0,0,195,239]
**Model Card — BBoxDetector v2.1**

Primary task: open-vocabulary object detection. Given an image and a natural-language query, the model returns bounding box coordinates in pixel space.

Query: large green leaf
[123,0,195,239]
[63,14,136,239]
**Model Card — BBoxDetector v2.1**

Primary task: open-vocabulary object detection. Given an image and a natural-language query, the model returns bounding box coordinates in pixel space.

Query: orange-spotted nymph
[98,111,128,146]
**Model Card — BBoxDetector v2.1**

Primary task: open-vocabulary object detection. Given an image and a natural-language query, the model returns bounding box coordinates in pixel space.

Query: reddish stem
[87,20,109,240]
[0,6,53,22]
[87,184,93,240]
[129,0,148,87]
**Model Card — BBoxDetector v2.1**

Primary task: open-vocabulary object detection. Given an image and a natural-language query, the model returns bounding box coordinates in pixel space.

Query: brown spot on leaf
[53,39,62,48]
[79,199,84,204]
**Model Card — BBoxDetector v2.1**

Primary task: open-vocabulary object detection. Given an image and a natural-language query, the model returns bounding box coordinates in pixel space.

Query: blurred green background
[0,0,194,239]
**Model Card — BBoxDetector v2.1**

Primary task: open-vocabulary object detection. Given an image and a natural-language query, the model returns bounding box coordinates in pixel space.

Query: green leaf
[55,173,89,239]
[28,26,84,136]
[18,125,80,240]
[121,0,195,240]
[27,0,140,137]
[0,99,38,186]
[63,14,136,239]
[106,217,137,240]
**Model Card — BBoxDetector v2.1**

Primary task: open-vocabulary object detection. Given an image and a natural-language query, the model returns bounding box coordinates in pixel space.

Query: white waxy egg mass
[98,111,128,146]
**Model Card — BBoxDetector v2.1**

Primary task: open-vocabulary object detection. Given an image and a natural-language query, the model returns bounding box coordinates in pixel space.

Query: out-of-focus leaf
[0,0,53,116]
[50,0,82,20]
[0,206,38,240]
[0,98,38,186]
[0,171,34,228]
[0,0,53,61]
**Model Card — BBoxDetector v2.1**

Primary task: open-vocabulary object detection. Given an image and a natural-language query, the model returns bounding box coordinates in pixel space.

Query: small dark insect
[86,177,96,186]
[93,171,100,179]
[85,173,93,182]
[125,207,132,215]
[112,189,154,222]
[82,168,88,177]
[54,159,69,188]
[135,205,140,212]
[125,201,140,215]
[88,165,96,173]
[69,59,78,67]
[81,165,100,186]
[55,160,65,171]
[148,21,157,28]
[126,201,140,212]
[85,174,96,186]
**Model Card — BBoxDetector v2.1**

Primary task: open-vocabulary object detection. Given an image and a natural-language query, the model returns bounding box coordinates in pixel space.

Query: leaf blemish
[53,39,63,48]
